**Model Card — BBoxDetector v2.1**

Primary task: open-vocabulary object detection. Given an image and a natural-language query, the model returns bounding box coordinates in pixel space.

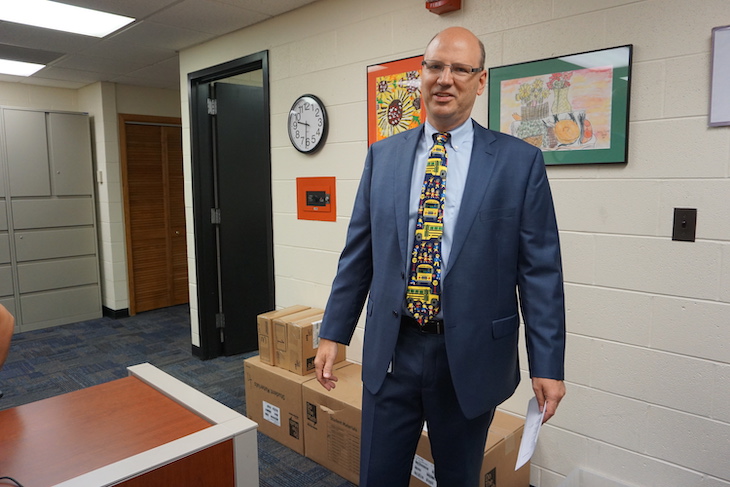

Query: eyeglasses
[421,60,483,77]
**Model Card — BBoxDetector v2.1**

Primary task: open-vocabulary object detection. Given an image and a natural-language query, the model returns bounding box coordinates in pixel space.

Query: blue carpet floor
[0,304,355,487]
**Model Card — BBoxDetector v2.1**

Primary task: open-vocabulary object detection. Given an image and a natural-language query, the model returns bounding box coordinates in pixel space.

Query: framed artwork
[710,25,730,126]
[488,45,633,165]
[367,55,425,146]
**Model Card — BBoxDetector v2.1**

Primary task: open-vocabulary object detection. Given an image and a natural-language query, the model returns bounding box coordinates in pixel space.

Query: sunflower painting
[368,56,425,145]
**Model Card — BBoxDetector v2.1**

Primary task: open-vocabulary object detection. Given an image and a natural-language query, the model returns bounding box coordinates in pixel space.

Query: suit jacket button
[400,272,405,279]
[392,310,398,317]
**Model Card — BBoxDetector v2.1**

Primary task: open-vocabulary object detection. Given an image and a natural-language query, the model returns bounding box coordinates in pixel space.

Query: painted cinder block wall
[178,0,730,485]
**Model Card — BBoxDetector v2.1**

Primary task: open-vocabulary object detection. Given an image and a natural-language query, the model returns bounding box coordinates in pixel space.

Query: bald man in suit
[315,27,566,487]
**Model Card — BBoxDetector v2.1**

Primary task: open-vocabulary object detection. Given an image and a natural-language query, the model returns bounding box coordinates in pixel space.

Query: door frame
[188,51,273,359]
[119,113,183,315]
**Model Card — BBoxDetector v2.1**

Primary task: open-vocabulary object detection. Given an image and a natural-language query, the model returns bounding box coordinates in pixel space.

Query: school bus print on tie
[406,132,449,326]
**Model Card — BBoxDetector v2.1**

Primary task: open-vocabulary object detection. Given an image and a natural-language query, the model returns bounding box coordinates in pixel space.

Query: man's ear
[477,70,487,96]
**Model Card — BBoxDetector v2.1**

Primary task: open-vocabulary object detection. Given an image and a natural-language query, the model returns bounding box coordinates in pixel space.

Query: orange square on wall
[296,177,336,222]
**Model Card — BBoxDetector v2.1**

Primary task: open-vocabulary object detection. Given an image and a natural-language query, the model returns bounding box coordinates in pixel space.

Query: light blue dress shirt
[407,119,474,274]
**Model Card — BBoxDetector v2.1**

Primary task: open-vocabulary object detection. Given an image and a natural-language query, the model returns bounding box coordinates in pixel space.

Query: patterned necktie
[406,132,449,325]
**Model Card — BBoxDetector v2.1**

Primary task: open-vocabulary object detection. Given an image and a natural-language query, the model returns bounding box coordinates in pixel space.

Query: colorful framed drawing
[488,45,633,165]
[367,55,425,146]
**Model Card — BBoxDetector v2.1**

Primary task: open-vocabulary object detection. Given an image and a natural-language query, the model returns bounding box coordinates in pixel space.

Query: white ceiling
[0,0,319,90]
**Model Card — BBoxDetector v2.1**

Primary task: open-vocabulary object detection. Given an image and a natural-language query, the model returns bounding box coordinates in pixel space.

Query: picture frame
[710,25,730,126]
[488,45,633,165]
[367,55,425,146]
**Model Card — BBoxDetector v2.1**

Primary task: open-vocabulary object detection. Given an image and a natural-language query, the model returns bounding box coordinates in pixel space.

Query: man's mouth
[433,92,453,101]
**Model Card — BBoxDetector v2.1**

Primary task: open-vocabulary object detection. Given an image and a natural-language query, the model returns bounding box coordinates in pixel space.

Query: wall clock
[288,94,328,153]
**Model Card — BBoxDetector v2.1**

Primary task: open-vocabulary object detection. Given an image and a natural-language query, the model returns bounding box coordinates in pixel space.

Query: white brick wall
[179,0,730,484]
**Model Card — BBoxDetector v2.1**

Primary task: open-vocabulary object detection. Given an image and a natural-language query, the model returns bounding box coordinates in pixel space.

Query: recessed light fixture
[0,58,45,76]
[0,0,135,38]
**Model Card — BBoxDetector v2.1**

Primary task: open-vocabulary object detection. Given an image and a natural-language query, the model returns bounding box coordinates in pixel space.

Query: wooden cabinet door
[121,116,187,314]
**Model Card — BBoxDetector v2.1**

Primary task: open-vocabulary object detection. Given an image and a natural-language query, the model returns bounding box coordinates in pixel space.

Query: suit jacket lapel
[446,123,498,275]
[394,127,423,266]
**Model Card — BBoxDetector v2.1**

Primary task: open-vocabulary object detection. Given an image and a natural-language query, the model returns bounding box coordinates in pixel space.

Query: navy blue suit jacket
[320,120,565,419]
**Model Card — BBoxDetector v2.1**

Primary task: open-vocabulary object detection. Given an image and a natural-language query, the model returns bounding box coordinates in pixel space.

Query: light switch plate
[672,208,697,242]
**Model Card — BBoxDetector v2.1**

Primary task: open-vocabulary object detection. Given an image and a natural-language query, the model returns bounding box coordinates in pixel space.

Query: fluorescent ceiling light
[0,58,45,76]
[0,0,135,38]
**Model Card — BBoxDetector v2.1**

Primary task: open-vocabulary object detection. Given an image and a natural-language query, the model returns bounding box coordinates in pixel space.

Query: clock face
[288,94,328,153]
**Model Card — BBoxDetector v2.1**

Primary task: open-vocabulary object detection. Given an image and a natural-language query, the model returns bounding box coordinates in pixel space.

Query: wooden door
[120,115,188,314]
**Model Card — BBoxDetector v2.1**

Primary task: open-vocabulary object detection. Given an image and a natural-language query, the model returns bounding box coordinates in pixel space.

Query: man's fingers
[315,338,340,391]
[533,384,546,410]
[531,377,566,424]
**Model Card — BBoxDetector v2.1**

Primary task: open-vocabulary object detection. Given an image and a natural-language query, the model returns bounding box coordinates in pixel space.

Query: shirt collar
[423,119,473,153]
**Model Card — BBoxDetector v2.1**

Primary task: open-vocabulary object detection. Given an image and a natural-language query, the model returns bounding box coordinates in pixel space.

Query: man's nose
[437,66,454,84]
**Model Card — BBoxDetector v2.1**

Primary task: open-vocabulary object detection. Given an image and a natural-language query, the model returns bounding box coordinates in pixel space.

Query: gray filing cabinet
[0,107,101,331]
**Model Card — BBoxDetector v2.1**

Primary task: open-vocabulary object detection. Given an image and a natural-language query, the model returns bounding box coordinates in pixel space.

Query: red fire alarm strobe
[426,0,461,14]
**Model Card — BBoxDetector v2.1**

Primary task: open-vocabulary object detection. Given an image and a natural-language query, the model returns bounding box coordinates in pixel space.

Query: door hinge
[207,98,217,115]
[211,208,221,224]
[215,313,225,329]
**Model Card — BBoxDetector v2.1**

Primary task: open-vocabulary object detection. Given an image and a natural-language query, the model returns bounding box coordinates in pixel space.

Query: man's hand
[314,338,340,391]
[531,377,566,423]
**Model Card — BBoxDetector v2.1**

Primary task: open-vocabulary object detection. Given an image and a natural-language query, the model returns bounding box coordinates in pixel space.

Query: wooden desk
[0,363,258,487]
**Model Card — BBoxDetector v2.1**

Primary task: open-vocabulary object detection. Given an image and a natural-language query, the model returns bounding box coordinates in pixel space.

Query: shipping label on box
[411,453,437,487]
[302,362,363,485]
[257,305,310,365]
[409,410,528,487]
[262,400,281,426]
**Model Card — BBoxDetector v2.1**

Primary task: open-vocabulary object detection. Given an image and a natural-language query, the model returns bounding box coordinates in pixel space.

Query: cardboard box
[257,305,310,365]
[244,355,312,454]
[287,315,347,376]
[409,410,529,487]
[244,355,351,455]
[272,307,324,369]
[302,362,363,485]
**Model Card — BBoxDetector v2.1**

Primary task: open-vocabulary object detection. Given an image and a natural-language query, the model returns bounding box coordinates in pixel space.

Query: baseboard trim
[103,307,130,319]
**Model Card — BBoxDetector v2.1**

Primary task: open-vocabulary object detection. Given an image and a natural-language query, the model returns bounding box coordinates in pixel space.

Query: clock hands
[299,120,309,145]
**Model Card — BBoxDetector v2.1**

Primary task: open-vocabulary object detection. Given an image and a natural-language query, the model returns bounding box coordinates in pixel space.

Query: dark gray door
[215,81,274,355]
[189,52,274,358]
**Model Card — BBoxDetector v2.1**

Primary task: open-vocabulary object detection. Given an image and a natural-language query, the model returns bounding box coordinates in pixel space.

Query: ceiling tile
[213,0,318,17]
[21,77,88,90]
[107,20,214,51]
[0,21,96,54]
[110,74,180,90]
[148,0,269,36]
[127,57,180,80]
[78,35,178,65]
[0,44,64,64]
[54,54,148,75]
[34,66,106,84]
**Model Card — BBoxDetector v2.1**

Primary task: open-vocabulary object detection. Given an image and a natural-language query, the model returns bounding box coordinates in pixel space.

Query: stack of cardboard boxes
[245,305,530,486]
[246,306,351,457]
